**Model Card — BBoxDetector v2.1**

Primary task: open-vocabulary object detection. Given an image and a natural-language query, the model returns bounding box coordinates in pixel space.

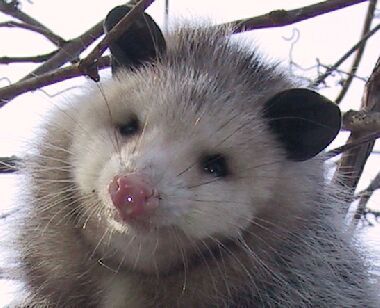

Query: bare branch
[0,56,110,107]
[0,1,65,46]
[0,155,19,173]
[0,50,58,64]
[335,0,377,104]
[353,172,380,223]
[0,0,369,105]
[342,109,380,133]
[0,20,66,47]
[221,0,369,33]
[0,0,155,105]
[326,131,380,158]
[21,21,104,80]
[333,56,380,209]
[318,62,368,82]
[78,0,156,81]
[313,23,380,86]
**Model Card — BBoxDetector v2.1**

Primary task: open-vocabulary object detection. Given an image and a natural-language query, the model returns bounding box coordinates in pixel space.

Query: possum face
[66,7,341,274]
[70,75,340,274]
[70,71,282,273]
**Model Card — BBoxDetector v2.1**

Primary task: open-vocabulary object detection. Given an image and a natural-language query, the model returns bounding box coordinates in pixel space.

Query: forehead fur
[70,25,299,165]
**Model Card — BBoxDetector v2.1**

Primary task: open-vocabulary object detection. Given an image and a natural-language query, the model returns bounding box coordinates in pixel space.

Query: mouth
[111,209,160,233]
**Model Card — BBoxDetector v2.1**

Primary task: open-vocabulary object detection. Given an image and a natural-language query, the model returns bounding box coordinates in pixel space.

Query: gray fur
[12,25,376,307]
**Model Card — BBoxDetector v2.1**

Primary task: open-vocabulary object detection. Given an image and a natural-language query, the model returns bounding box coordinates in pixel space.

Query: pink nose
[108,174,159,222]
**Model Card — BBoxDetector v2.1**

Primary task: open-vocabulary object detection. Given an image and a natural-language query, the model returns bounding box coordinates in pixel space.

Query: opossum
[13,5,376,307]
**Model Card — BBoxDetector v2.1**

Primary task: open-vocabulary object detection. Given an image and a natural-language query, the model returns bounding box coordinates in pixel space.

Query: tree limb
[0,0,155,105]
[342,109,380,133]
[0,0,374,105]
[333,56,380,210]
[221,0,369,33]
[21,21,104,80]
[10,0,143,80]
[0,56,110,107]
[0,0,65,46]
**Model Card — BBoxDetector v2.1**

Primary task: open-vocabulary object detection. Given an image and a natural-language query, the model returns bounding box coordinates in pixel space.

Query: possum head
[68,6,341,274]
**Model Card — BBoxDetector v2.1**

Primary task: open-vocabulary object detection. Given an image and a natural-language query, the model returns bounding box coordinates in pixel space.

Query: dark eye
[201,154,229,177]
[119,116,139,136]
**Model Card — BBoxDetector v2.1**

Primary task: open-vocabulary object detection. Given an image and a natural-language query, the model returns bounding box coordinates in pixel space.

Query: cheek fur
[72,130,117,194]
[180,182,254,239]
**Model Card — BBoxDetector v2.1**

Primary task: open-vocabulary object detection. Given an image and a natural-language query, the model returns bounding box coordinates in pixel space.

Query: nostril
[109,176,120,197]
[108,174,159,222]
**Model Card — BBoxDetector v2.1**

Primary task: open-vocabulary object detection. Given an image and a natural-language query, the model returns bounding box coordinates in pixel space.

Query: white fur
[13,25,376,307]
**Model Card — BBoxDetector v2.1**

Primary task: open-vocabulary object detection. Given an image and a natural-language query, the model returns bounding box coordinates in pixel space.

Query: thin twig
[0,155,19,173]
[318,63,367,82]
[353,172,380,223]
[326,131,380,158]
[0,56,110,107]
[78,0,156,81]
[313,23,380,86]
[335,0,377,104]
[0,0,65,46]
[0,50,58,64]
[221,0,369,33]
[0,21,66,46]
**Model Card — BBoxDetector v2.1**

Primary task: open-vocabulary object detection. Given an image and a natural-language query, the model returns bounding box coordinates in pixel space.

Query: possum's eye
[201,154,229,177]
[119,116,140,136]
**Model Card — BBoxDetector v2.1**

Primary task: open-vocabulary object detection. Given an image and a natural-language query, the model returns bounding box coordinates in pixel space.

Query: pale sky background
[0,0,379,305]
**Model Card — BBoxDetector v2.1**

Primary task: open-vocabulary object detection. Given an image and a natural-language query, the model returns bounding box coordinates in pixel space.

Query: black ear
[104,5,166,74]
[263,88,341,161]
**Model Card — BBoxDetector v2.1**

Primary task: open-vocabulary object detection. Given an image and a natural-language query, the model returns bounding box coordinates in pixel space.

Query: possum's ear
[263,88,341,161]
[104,5,166,74]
